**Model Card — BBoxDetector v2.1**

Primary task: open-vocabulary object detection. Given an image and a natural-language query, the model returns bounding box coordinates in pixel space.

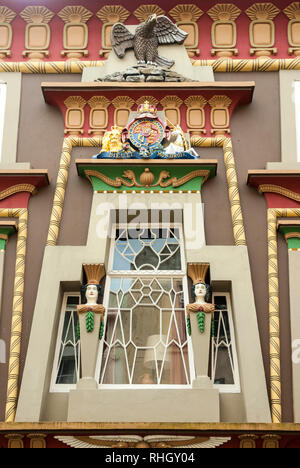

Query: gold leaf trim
[64,96,86,109]
[284,232,300,240]
[112,96,135,109]
[284,2,300,20]
[0,184,36,200]
[58,6,93,24]
[0,7,16,24]
[207,4,241,22]
[88,96,110,109]
[258,184,300,202]
[96,5,130,24]
[184,96,207,108]
[85,170,141,187]
[208,95,232,108]
[245,3,280,21]
[20,6,54,24]
[134,5,165,23]
[160,96,183,108]
[169,4,203,22]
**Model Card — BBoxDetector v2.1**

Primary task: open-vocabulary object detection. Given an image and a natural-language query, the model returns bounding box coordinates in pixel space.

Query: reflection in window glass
[0,83,7,162]
[100,277,189,385]
[211,294,239,389]
[55,296,80,385]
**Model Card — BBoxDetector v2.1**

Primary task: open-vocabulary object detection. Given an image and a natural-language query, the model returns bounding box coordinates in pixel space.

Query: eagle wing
[111,23,135,58]
[154,16,188,45]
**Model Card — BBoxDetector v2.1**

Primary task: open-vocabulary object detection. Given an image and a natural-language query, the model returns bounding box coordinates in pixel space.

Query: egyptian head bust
[186,264,214,334]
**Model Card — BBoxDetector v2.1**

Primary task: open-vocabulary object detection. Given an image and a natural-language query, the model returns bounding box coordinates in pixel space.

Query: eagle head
[147,14,157,24]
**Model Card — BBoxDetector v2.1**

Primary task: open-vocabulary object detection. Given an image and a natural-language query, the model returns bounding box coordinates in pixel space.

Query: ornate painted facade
[0,0,300,450]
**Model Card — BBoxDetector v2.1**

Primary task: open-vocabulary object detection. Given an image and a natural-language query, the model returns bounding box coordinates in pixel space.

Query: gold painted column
[0,222,17,322]
[5,209,28,422]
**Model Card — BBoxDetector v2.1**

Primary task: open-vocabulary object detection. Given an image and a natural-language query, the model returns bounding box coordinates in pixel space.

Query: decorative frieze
[208,95,232,135]
[58,6,93,61]
[136,96,159,107]
[184,96,207,136]
[246,3,280,57]
[27,434,47,449]
[169,4,203,57]
[112,96,135,128]
[284,2,300,55]
[160,96,183,127]
[261,435,281,448]
[207,4,241,57]
[64,96,87,136]
[5,434,24,449]
[97,6,130,58]
[133,5,165,23]
[0,7,16,59]
[238,434,259,448]
[88,96,110,136]
[20,6,54,61]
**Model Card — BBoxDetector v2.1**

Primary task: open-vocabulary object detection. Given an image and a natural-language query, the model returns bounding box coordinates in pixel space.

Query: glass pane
[55,299,80,385]
[112,227,182,272]
[100,278,189,385]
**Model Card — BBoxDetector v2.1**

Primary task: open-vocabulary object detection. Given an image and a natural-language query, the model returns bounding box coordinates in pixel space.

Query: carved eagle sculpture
[111,14,188,68]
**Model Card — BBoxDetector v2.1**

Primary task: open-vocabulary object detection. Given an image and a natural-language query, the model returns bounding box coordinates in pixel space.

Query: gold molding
[0,184,36,200]
[133,5,165,23]
[266,208,300,423]
[284,232,300,240]
[84,168,210,190]
[3,58,300,74]
[258,184,300,202]
[3,209,28,422]
[169,4,203,23]
[47,137,244,248]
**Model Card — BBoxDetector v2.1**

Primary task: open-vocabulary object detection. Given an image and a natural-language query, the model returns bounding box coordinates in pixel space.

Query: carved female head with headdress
[80,264,105,305]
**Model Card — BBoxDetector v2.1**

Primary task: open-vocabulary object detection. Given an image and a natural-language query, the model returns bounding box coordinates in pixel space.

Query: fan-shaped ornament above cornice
[20,6,54,24]
[0,6,16,24]
[58,6,93,24]
[96,5,130,24]
[284,2,300,20]
[133,5,165,23]
[112,96,135,109]
[207,4,241,22]
[168,4,204,22]
[88,96,110,109]
[245,3,280,21]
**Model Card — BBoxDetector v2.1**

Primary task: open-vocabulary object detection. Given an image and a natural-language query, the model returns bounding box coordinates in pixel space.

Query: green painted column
[0,223,17,322]
[279,223,300,422]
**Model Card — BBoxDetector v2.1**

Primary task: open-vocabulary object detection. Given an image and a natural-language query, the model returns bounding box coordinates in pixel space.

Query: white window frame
[212,292,241,394]
[50,292,81,393]
[95,222,195,389]
[0,82,7,162]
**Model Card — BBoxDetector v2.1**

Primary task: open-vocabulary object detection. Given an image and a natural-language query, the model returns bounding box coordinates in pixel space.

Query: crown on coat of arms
[137,101,157,116]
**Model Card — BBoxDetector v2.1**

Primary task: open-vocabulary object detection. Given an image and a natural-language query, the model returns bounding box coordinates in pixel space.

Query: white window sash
[212,292,241,393]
